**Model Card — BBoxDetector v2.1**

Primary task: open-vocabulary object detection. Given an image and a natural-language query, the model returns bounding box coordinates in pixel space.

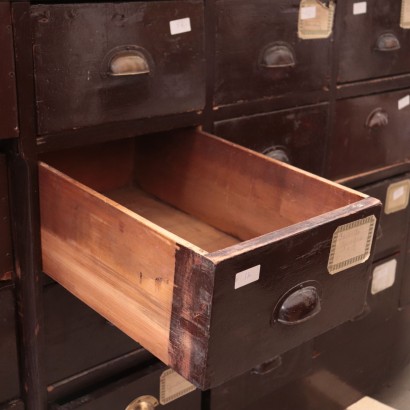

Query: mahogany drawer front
[52,362,201,410]
[0,155,13,282]
[0,3,18,139]
[31,1,205,135]
[326,89,410,180]
[214,104,328,175]
[209,343,313,410]
[214,0,331,107]
[39,128,380,389]
[44,282,142,385]
[0,285,20,405]
[0,401,24,410]
[359,174,410,260]
[338,0,410,84]
[400,231,410,307]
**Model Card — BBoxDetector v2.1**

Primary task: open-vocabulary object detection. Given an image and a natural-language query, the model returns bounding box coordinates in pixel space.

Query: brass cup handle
[259,43,296,68]
[125,396,159,410]
[263,146,291,164]
[376,33,401,52]
[365,108,389,129]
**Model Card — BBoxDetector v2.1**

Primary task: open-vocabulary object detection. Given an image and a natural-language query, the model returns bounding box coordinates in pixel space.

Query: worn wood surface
[0,155,13,281]
[0,3,18,139]
[31,1,205,135]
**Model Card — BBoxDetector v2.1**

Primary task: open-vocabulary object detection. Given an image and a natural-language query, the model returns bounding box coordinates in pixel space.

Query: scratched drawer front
[214,104,328,175]
[44,283,141,384]
[214,0,330,106]
[209,343,313,410]
[0,3,18,139]
[52,363,201,410]
[338,0,410,84]
[0,285,20,404]
[326,89,410,180]
[360,174,410,260]
[0,155,13,282]
[31,1,205,135]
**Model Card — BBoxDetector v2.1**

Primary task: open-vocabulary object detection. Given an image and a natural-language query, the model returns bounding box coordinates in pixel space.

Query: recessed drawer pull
[259,43,296,68]
[376,33,401,52]
[125,395,159,410]
[365,108,389,129]
[108,50,151,77]
[274,285,321,325]
[262,146,291,164]
[251,356,282,376]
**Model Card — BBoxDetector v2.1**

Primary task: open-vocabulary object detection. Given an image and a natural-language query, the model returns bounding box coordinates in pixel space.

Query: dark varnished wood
[31,1,205,135]
[43,283,143,386]
[0,401,24,410]
[338,0,410,84]
[0,3,18,140]
[359,173,410,260]
[214,103,328,175]
[0,155,13,281]
[326,88,410,180]
[10,3,47,409]
[0,284,20,406]
[50,362,201,410]
[213,0,330,107]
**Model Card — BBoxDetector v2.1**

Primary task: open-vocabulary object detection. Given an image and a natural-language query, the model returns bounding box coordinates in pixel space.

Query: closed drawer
[359,174,410,260]
[209,343,313,410]
[0,155,13,281]
[0,285,20,404]
[0,400,24,410]
[39,128,380,388]
[31,1,205,135]
[214,103,328,175]
[214,0,331,106]
[44,283,143,385]
[338,0,410,84]
[52,363,201,409]
[0,3,18,139]
[326,89,410,180]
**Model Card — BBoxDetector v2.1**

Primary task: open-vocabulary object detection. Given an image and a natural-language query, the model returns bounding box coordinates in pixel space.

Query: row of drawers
[5,1,410,138]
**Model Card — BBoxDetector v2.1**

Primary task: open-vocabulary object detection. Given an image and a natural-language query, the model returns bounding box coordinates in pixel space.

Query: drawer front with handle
[214,103,328,175]
[51,363,200,409]
[326,89,410,180]
[338,0,410,83]
[214,0,331,106]
[39,128,380,389]
[31,1,205,135]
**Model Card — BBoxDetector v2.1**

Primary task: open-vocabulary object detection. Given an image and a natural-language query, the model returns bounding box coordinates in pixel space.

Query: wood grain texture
[39,162,204,363]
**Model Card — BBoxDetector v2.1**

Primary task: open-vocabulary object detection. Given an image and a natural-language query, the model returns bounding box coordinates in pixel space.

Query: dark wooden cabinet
[215,103,328,175]
[326,89,410,180]
[0,284,20,405]
[338,0,410,84]
[214,0,330,107]
[31,1,206,135]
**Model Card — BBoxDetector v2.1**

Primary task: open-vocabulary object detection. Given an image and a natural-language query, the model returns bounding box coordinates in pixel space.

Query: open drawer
[39,129,381,389]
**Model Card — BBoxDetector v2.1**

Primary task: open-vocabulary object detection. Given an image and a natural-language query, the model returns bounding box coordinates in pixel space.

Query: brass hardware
[109,52,150,76]
[259,43,296,68]
[376,33,401,52]
[263,146,291,163]
[125,395,159,410]
[365,108,389,129]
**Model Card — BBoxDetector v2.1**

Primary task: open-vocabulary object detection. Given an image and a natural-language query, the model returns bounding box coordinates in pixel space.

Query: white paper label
[300,6,317,20]
[169,18,191,35]
[347,396,398,410]
[234,265,260,289]
[399,95,410,110]
[371,259,397,295]
[385,179,410,214]
[328,216,376,275]
[353,2,367,15]
[160,369,196,405]
[401,0,410,29]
